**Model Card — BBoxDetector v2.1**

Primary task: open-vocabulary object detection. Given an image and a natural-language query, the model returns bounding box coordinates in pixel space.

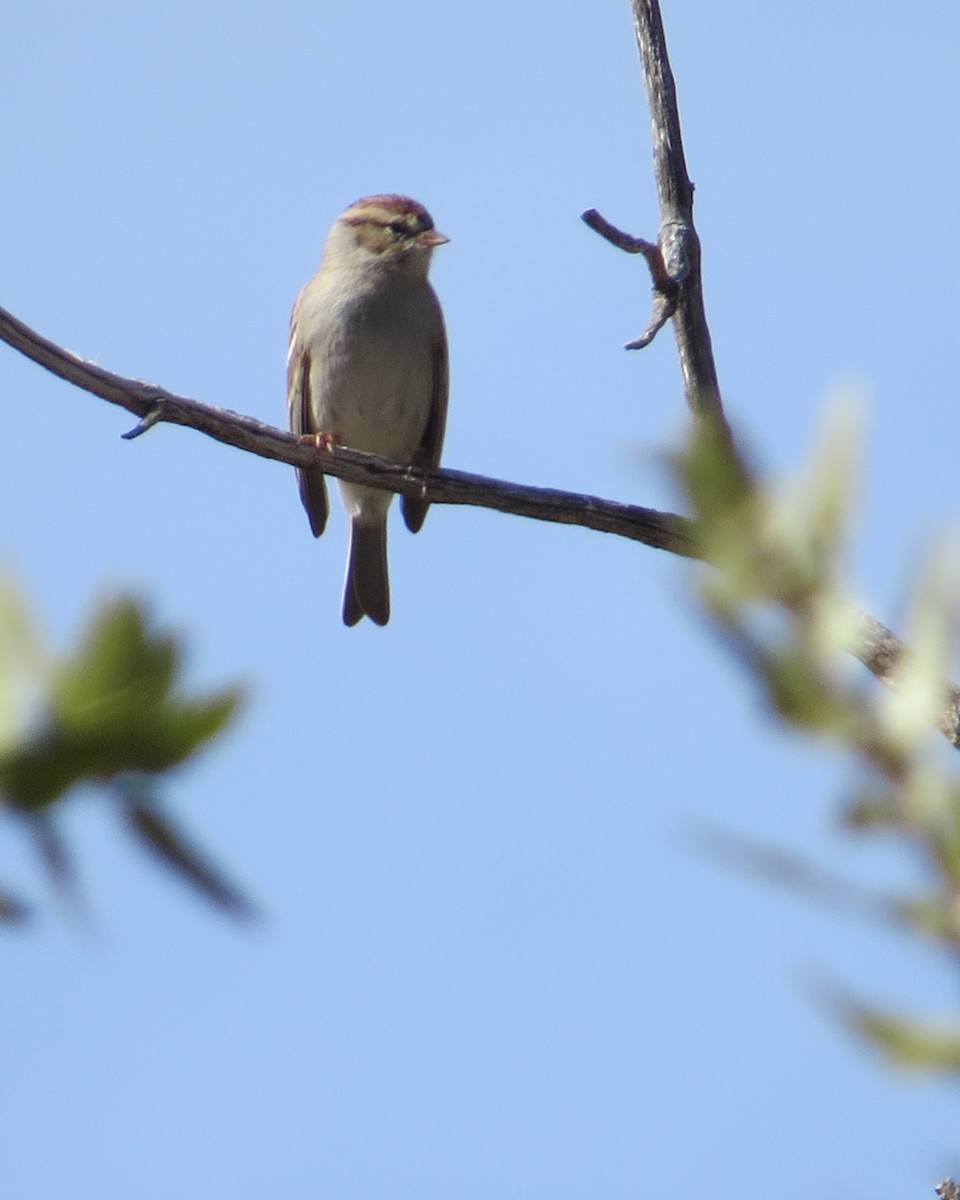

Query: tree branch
[584,0,726,429]
[0,303,691,554]
[632,0,724,425]
[1,302,958,748]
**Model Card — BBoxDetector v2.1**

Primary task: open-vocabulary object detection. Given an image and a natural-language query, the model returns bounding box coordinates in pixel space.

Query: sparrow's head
[326,194,448,277]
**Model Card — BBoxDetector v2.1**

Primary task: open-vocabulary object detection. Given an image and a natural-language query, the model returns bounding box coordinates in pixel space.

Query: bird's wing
[402,292,448,534]
[287,296,329,538]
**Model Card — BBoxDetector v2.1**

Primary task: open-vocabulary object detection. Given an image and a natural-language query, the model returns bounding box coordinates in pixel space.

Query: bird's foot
[298,431,340,452]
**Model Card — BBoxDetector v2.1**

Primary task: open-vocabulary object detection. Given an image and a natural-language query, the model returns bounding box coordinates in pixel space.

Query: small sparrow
[287,194,449,626]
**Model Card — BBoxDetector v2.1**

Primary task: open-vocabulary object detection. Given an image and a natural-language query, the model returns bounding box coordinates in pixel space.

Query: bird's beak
[419,230,450,248]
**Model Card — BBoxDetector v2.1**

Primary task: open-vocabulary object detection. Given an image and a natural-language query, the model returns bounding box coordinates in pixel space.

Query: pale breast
[302,280,439,462]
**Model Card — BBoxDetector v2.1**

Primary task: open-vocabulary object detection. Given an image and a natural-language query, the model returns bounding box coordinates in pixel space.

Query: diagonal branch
[1,302,959,748]
[0,304,691,554]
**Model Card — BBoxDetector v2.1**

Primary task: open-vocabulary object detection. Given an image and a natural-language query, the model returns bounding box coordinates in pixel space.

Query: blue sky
[2,1,960,1197]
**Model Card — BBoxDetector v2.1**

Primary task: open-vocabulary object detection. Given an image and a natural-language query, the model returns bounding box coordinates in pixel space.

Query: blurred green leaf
[800,591,864,677]
[895,897,960,947]
[0,575,49,751]
[0,590,248,922]
[0,883,31,924]
[676,412,754,527]
[675,391,960,1078]
[761,645,840,731]
[767,397,860,592]
[0,596,244,812]
[29,816,85,922]
[53,598,180,730]
[842,787,903,831]
[875,544,960,757]
[120,789,255,920]
[840,1001,960,1072]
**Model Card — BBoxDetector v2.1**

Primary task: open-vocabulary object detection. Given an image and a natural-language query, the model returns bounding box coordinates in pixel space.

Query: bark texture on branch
[0,304,692,555]
[631,0,724,426]
[1,302,958,747]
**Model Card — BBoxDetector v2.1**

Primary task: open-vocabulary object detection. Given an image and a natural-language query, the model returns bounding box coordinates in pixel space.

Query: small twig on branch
[579,209,663,266]
[122,400,166,440]
[1,301,959,747]
[581,208,678,350]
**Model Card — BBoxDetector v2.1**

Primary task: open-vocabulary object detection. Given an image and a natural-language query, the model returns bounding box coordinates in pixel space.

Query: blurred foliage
[0,583,250,923]
[676,404,960,1075]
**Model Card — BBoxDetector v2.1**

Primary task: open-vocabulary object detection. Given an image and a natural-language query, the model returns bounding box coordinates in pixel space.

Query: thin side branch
[1,302,958,747]
[581,208,678,349]
[579,209,663,265]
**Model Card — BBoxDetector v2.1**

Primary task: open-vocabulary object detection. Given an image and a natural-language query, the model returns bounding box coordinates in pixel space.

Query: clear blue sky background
[2,1,960,1197]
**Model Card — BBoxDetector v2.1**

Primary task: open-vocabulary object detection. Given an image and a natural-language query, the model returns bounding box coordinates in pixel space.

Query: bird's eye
[388,220,407,236]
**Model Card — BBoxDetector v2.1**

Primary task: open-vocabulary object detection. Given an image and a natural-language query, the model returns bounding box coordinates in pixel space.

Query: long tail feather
[342,519,390,626]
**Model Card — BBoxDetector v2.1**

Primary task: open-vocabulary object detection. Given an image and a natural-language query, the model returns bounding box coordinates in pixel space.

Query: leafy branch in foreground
[0,582,249,922]
[678,407,960,1074]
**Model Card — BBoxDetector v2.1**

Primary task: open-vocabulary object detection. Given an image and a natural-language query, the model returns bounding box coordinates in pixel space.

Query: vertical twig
[631,0,727,430]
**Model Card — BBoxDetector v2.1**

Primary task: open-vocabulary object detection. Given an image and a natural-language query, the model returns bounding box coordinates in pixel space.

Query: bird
[287,194,449,626]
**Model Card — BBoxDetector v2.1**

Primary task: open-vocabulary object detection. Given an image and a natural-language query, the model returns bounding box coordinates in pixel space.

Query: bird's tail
[342,518,390,626]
